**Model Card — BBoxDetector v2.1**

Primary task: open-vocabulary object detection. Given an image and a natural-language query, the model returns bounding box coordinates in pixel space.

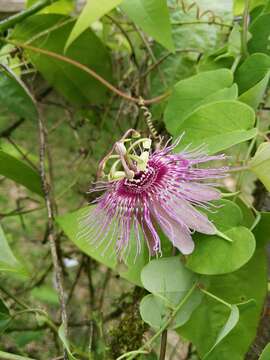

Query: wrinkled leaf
[66,0,123,50]
[249,142,270,191]
[0,150,43,196]
[121,0,174,51]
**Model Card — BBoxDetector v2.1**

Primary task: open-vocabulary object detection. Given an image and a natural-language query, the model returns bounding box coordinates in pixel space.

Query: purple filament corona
[78,139,228,260]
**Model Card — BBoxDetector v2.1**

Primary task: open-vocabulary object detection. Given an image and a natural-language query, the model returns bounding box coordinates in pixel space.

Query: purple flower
[78,138,227,260]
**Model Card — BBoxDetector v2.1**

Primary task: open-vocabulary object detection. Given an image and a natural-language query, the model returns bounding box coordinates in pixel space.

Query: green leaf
[204,199,243,232]
[0,351,35,360]
[179,245,268,360]
[56,207,148,286]
[140,290,202,330]
[66,0,123,50]
[249,142,270,191]
[253,212,270,247]
[140,257,202,330]
[0,65,38,120]
[235,53,270,94]
[121,0,174,52]
[0,225,27,276]
[259,343,270,360]
[186,226,256,275]
[141,257,196,303]
[239,71,270,109]
[12,14,112,106]
[203,306,240,359]
[58,323,77,360]
[27,0,74,14]
[172,100,256,154]
[248,14,270,54]
[164,69,234,135]
[0,298,12,334]
[0,150,43,196]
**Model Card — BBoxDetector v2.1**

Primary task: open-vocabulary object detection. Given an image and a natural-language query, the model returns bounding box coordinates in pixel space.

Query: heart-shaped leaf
[186,226,256,275]
[164,69,234,135]
[171,100,256,154]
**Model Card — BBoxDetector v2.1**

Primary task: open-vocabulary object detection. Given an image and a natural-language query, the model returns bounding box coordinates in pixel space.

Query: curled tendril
[175,0,225,28]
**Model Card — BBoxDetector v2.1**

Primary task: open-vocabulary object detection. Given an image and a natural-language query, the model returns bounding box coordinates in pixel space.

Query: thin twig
[159,330,168,360]
[241,0,250,58]
[37,110,68,360]
[0,118,25,138]
[4,39,171,105]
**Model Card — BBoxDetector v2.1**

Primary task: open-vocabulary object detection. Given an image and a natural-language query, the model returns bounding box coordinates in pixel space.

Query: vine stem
[4,39,171,105]
[0,0,59,32]
[159,329,168,360]
[117,282,198,360]
[37,110,68,360]
[0,350,35,360]
[241,0,250,58]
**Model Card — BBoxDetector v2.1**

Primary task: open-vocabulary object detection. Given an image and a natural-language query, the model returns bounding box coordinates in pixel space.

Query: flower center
[124,166,156,191]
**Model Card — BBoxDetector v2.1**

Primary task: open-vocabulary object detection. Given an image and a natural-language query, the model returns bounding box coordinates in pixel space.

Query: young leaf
[249,142,270,191]
[121,0,174,52]
[0,150,43,196]
[0,225,27,276]
[203,305,240,359]
[0,65,38,121]
[164,69,234,135]
[259,343,270,360]
[171,100,256,154]
[65,0,123,50]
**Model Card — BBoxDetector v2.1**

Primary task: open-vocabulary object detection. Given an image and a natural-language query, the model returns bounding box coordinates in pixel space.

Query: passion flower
[78,133,228,260]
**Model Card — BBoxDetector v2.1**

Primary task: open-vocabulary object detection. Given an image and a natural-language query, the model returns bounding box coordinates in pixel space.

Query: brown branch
[6,40,171,105]
[37,109,68,360]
